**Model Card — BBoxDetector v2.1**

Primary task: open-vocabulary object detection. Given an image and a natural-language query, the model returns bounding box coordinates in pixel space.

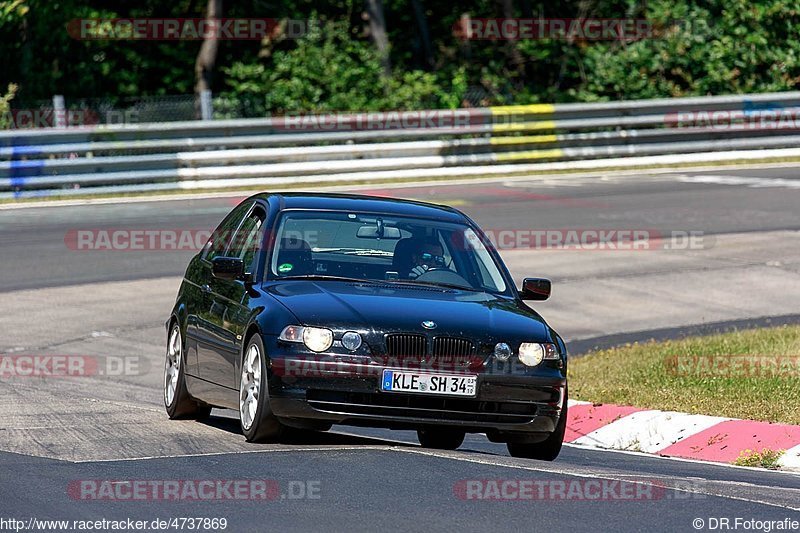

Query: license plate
[381,370,477,397]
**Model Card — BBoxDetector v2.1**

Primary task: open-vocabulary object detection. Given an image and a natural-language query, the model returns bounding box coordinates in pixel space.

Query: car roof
[251,192,468,223]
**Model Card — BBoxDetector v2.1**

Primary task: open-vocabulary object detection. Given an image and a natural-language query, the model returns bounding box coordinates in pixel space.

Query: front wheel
[417,428,466,450]
[506,390,568,461]
[164,324,211,420]
[239,334,284,442]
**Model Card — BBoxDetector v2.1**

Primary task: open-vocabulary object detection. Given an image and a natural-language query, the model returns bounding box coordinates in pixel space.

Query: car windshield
[269,210,508,294]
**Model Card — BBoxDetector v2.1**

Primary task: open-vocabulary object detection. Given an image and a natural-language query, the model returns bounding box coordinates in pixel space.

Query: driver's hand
[410,265,429,279]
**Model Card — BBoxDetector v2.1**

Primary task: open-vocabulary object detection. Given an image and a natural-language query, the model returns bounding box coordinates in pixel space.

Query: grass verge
[569,325,800,425]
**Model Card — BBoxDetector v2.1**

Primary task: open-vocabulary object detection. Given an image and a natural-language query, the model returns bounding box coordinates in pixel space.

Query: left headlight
[279,325,334,352]
[518,342,559,367]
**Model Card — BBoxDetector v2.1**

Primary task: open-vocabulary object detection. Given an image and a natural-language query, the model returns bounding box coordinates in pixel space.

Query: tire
[506,390,568,461]
[239,333,284,442]
[164,323,211,420]
[417,428,466,450]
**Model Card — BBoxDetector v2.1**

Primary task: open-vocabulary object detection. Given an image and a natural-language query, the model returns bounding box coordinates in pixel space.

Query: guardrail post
[53,95,66,128]
[199,90,213,120]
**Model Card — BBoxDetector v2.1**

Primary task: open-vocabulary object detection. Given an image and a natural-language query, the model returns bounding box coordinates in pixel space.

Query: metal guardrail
[3,92,800,199]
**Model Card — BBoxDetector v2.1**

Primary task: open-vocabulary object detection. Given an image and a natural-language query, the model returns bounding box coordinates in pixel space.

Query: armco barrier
[3,92,800,199]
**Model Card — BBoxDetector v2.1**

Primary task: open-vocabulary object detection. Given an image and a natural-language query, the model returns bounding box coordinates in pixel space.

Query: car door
[197,203,267,389]
[193,201,254,384]
[182,256,212,378]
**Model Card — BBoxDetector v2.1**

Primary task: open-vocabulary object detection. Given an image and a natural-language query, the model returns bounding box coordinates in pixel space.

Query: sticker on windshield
[278,263,293,273]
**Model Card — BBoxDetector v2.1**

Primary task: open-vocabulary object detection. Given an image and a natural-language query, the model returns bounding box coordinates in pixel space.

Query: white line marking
[392,447,800,511]
[68,445,395,464]
[677,174,800,188]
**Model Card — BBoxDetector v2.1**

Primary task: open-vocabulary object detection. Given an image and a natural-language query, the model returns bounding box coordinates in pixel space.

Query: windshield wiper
[312,247,394,257]
[387,279,481,292]
[278,275,479,292]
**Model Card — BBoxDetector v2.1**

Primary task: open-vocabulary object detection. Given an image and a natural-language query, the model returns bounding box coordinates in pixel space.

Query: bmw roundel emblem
[421,320,437,330]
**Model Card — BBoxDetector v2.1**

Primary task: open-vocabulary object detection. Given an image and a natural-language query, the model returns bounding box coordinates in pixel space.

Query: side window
[435,231,454,271]
[463,228,506,292]
[203,201,253,262]
[229,206,267,272]
[472,251,498,290]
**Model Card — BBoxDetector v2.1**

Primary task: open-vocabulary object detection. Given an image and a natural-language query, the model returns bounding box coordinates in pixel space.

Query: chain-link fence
[7,94,198,128]
[4,85,500,129]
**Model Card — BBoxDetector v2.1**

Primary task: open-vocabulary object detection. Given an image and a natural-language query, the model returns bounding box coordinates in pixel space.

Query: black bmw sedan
[164,193,568,460]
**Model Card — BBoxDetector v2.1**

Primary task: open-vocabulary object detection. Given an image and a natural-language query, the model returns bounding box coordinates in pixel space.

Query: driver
[408,239,447,279]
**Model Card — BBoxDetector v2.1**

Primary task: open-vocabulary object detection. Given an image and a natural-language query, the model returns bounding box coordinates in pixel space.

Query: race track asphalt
[1,165,798,532]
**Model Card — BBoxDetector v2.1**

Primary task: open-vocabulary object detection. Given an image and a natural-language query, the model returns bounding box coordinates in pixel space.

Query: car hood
[265,280,551,342]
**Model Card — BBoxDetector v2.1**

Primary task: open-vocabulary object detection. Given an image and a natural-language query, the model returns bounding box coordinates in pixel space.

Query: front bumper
[264,338,567,435]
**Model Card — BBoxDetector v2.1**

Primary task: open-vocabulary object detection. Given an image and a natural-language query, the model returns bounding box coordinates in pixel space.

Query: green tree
[222,20,454,113]
[0,83,19,128]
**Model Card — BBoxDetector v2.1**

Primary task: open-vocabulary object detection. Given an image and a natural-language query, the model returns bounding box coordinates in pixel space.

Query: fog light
[494,342,512,361]
[341,331,362,351]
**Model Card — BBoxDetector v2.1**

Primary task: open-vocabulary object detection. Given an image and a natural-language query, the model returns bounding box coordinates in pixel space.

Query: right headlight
[518,342,559,367]
[279,325,334,353]
[302,327,333,352]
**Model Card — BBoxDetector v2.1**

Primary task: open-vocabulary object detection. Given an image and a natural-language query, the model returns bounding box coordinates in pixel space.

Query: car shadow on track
[197,413,415,448]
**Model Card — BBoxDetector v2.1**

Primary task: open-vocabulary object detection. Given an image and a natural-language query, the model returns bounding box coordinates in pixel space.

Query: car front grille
[385,333,427,357]
[379,334,481,369]
[433,336,474,357]
[306,390,537,424]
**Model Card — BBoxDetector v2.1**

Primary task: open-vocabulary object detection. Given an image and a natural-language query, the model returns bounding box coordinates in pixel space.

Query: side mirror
[212,256,245,281]
[520,278,551,301]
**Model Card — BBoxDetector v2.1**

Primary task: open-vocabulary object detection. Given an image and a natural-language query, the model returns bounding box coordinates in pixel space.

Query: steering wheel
[409,266,446,279]
[414,268,471,287]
